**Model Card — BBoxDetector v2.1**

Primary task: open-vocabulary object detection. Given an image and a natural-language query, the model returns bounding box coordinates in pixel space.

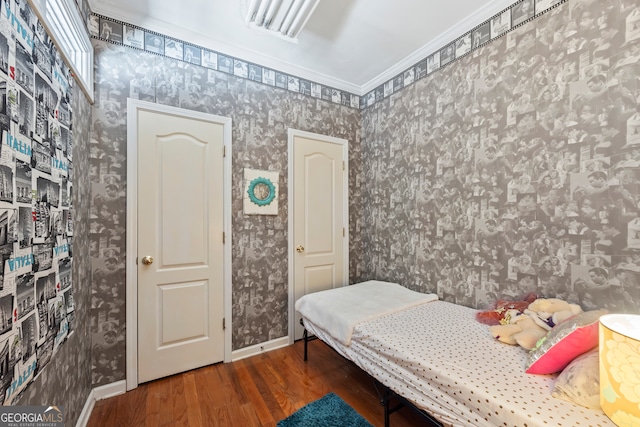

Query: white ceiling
[89,0,516,95]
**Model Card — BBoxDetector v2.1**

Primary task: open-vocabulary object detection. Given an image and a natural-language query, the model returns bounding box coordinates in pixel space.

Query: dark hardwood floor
[87,339,428,426]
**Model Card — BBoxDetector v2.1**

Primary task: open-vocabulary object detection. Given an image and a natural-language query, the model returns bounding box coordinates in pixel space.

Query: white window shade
[246,0,320,42]
[29,0,94,103]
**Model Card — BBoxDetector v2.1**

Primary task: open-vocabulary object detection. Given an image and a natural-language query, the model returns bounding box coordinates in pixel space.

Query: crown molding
[88,1,361,95]
[360,0,517,95]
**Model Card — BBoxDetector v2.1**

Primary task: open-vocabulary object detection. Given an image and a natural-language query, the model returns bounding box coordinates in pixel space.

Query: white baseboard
[75,388,95,427]
[75,380,127,427]
[93,380,126,401]
[231,337,290,362]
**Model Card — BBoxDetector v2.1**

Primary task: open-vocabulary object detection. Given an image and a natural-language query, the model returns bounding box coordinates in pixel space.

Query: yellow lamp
[599,314,640,426]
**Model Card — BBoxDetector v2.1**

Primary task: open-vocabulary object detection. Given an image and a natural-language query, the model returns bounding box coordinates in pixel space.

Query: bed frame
[302,322,443,427]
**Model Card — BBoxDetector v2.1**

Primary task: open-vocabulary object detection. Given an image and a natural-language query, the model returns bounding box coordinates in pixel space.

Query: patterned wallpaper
[362,0,569,109]
[74,0,91,26]
[89,40,362,385]
[361,0,640,314]
[0,0,89,419]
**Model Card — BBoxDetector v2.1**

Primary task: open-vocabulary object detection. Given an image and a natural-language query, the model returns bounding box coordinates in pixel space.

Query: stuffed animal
[489,309,548,350]
[488,298,583,350]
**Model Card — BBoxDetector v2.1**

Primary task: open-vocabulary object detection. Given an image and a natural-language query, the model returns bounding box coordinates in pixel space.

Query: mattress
[303,300,614,427]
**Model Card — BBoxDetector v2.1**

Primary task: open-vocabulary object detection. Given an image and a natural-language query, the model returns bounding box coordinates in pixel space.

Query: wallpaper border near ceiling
[362,0,567,108]
[89,0,566,111]
[87,14,361,110]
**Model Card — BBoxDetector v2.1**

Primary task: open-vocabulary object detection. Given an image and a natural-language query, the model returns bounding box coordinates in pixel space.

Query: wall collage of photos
[0,0,75,405]
[362,0,640,314]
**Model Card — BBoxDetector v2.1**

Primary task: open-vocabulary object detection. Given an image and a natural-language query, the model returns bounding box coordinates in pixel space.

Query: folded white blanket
[295,280,439,346]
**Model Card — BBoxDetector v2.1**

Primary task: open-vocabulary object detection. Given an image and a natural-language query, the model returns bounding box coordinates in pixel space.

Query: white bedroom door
[291,130,348,340]
[136,106,225,383]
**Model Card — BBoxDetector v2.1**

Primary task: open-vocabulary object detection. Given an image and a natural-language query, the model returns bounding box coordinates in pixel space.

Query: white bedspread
[294,280,438,345]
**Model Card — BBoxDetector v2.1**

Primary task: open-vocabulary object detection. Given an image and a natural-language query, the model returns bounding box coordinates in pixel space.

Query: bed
[295,280,615,427]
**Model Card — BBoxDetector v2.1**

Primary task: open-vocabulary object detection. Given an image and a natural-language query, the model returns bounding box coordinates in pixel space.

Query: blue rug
[277,392,373,427]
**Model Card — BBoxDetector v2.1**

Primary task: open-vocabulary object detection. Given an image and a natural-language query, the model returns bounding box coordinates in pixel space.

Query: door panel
[158,280,208,346]
[304,265,336,295]
[293,133,346,340]
[305,154,335,254]
[137,109,224,383]
[159,136,208,266]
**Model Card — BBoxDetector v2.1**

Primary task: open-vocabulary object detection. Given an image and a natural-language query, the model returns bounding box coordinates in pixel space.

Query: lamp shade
[599,314,640,426]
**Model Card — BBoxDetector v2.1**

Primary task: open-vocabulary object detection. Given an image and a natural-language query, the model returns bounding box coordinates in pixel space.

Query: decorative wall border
[360,0,568,109]
[87,14,361,110]
[89,0,567,111]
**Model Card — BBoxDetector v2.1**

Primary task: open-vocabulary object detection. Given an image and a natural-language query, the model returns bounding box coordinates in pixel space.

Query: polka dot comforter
[304,300,614,427]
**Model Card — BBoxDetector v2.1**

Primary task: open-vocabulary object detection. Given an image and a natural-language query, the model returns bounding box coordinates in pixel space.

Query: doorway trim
[126,99,232,391]
[287,128,349,344]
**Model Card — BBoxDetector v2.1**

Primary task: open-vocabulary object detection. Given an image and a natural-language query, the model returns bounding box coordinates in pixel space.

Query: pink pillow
[525,310,607,375]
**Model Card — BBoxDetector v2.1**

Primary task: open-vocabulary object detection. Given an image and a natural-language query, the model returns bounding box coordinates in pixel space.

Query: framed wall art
[244,168,279,215]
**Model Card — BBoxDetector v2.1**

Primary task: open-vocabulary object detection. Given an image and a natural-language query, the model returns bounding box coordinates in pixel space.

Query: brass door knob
[142,256,154,265]
[296,245,304,253]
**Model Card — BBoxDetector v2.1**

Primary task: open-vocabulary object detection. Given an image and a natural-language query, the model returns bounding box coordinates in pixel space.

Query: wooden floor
[87,339,429,427]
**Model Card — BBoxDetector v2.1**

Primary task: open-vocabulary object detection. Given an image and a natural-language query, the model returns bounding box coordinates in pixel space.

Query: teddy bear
[488,298,583,350]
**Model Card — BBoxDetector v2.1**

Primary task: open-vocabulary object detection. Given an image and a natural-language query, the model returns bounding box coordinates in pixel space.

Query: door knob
[141,256,154,265]
[296,245,304,253]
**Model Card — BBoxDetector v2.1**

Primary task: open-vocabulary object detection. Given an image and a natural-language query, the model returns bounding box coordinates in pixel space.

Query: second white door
[291,130,348,340]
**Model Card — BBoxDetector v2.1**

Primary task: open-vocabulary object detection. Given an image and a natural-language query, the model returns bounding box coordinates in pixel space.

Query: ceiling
[89,0,516,95]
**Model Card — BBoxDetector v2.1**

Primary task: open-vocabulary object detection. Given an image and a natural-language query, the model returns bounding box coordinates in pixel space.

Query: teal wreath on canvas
[247,177,276,206]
